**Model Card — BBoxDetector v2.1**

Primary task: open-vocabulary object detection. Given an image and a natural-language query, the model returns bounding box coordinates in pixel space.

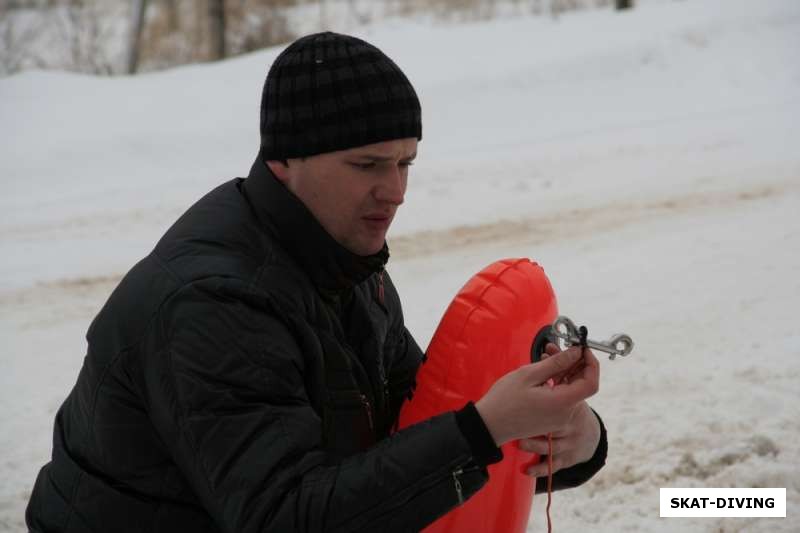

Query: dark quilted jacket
[26,156,606,533]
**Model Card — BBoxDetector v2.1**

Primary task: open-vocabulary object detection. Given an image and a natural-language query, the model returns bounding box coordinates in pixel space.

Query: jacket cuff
[454,402,504,467]
[536,408,608,493]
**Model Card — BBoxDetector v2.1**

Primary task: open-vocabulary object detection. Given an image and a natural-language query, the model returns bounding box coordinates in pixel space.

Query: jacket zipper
[360,394,374,432]
[377,269,385,305]
[382,376,390,419]
[452,469,464,505]
[452,464,481,505]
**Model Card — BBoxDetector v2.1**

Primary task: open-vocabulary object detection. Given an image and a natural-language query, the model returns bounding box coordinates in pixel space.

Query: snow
[1,0,798,530]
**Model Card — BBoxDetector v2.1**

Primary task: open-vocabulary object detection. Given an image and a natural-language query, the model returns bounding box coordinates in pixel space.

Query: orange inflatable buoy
[398,258,558,533]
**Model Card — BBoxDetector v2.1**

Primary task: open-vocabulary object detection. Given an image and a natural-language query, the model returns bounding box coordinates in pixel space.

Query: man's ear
[266,160,290,183]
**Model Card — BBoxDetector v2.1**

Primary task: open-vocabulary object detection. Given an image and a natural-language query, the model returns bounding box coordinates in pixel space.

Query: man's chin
[361,242,386,257]
[348,237,386,257]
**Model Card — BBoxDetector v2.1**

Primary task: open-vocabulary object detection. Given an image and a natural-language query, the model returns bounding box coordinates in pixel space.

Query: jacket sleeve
[142,280,487,533]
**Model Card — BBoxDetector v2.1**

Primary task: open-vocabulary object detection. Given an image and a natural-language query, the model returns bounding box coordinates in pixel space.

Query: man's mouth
[362,214,392,230]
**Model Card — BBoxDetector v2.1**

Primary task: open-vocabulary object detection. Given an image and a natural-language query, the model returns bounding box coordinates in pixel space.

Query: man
[27,32,606,532]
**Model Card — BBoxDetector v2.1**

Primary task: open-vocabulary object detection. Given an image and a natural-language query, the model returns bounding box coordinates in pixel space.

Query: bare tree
[52,0,118,75]
[208,0,225,60]
[318,0,327,31]
[0,6,48,75]
[616,0,633,10]
[165,0,179,30]
[226,0,295,57]
[127,0,148,74]
[347,0,371,26]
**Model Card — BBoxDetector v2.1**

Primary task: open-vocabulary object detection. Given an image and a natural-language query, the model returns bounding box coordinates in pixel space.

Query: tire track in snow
[388,179,797,259]
[1,179,796,317]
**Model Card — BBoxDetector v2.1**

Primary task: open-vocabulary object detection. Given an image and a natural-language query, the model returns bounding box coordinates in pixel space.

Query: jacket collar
[242,151,389,293]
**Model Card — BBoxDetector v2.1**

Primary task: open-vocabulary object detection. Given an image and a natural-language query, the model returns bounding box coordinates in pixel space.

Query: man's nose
[373,167,406,205]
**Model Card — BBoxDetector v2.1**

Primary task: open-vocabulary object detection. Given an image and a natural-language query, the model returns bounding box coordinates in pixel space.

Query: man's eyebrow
[355,152,417,162]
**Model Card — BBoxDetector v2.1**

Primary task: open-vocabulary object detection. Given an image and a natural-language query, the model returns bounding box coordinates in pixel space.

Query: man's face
[268,138,417,256]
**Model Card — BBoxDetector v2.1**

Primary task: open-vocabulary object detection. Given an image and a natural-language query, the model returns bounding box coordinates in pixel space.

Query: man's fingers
[518,437,548,455]
[545,355,600,403]
[542,343,560,358]
[561,348,595,382]
[518,436,569,455]
[526,456,567,477]
[525,346,583,386]
[571,349,600,393]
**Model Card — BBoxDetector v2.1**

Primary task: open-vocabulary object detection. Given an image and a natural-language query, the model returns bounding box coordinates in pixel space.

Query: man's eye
[399,161,414,168]
[351,162,376,170]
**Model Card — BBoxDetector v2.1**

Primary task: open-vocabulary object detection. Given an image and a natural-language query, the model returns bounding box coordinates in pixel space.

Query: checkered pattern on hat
[259,32,422,160]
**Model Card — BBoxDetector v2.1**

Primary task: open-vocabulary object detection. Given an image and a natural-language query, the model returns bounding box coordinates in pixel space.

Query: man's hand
[474,344,600,447]
[517,400,601,476]
[517,343,602,476]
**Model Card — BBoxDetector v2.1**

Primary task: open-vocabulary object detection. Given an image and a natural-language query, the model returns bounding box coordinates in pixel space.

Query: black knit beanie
[259,32,422,160]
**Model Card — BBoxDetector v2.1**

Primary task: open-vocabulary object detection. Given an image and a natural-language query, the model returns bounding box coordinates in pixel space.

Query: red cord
[546,432,554,533]
[544,344,587,533]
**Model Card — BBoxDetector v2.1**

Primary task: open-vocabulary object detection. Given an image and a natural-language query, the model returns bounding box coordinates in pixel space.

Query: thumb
[525,346,583,386]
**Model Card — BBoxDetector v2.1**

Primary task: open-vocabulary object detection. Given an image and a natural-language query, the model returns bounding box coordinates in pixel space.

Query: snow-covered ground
[1,0,798,531]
